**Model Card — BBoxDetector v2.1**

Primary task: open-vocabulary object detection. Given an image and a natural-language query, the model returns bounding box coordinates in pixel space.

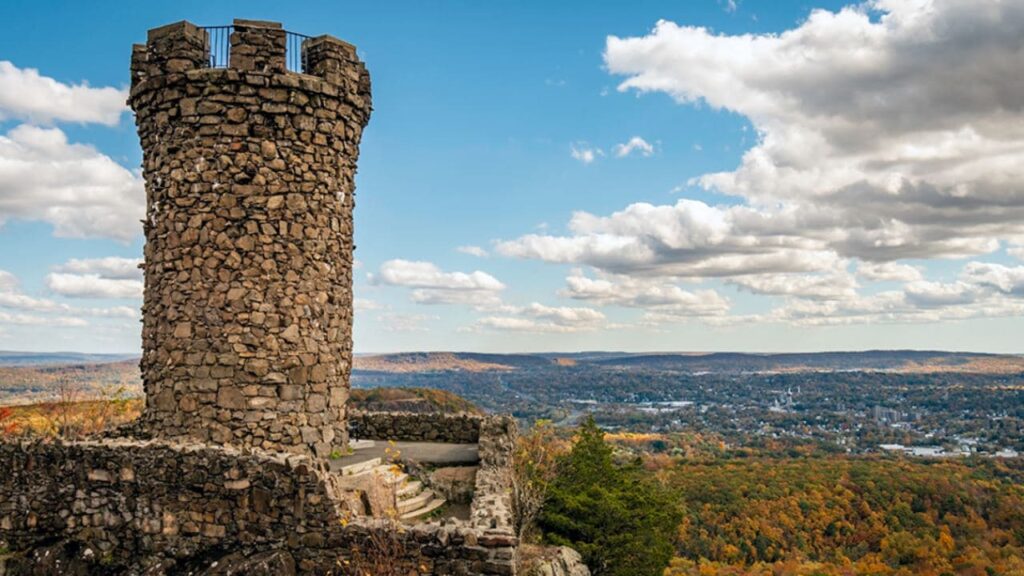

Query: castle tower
[129,19,371,457]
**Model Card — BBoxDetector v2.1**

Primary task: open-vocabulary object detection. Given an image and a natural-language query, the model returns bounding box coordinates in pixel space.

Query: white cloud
[903,280,977,308]
[729,270,858,301]
[354,298,383,311]
[494,1,1024,332]
[570,142,603,164]
[0,270,16,292]
[374,260,504,291]
[522,302,605,325]
[0,268,138,323]
[562,269,730,317]
[54,257,142,280]
[602,2,1024,263]
[0,311,87,327]
[961,262,1024,296]
[474,302,606,333]
[0,61,127,126]
[457,245,489,258]
[0,125,144,240]
[45,272,143,299]
[613,136,655,158]
[857,261,924,283]
[372,259,505,309]
[497,199,840,277]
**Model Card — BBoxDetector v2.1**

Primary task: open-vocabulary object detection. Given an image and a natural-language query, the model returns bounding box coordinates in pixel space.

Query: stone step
[397,489,435,514]
[400,498,446,522]
[338,457,381,477]
[396,480,423,499]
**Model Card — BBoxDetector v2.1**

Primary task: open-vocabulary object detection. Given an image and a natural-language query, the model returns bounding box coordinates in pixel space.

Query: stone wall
[0,438,522,574]
[349,410,483,443]
[129,19,372,458]
[470,416,517,535]
[0,438,345,572]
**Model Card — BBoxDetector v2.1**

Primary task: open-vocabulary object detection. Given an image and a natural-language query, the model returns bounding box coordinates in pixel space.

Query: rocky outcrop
[520,546,590,576]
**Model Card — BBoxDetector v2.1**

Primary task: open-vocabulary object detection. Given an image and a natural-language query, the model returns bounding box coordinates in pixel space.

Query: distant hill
[589,350,1024,373]
[0,351,139,367]
[354,352,551,373]
[354,350,1024,374]
[3,349,1023,407]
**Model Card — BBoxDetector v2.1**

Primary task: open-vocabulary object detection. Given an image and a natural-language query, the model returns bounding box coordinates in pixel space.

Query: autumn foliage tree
[512,420,567,541]
[0,406,17,436]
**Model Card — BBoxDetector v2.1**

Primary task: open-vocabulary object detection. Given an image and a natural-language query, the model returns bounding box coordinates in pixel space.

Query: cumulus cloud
[857,261,924,283]
[729,270,859,301]
[45,272,143,299]
[372,259,505,309]
[756,261,1024,326]
[0,270,16,292]
[562,269,730,318]
[0,125,144,240]
[497,199,839,277]
[0,311,87,327]
[613,136,655,158]
[570,142,603,164]
[457,245,489,258]
[474,302,606,333]
[54,257,142,280]
[494,1,1024,329]
[602,1,1024,263]
[0,61,127,126]
[354,298,383,311]
[0,268,137,323]
[961,262,1024,296]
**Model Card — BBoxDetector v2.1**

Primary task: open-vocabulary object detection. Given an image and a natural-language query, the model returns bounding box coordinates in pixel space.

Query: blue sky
[1,0,1024,354]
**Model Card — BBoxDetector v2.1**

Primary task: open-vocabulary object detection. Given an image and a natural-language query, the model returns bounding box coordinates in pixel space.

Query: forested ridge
[663,456,1024,575]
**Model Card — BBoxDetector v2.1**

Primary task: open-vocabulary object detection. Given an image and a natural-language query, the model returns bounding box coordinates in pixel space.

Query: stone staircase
[337,456,446,521]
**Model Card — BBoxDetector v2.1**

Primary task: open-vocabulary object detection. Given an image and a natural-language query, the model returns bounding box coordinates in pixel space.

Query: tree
[512,420,566,541]
[540,417,680,576]
[0,406,18,436]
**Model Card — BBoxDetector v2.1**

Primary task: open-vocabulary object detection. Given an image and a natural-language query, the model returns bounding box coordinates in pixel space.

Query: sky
[1,0,1024,354]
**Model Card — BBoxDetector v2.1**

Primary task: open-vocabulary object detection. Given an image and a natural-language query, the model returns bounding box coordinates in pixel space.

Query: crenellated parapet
[128,19,371,458]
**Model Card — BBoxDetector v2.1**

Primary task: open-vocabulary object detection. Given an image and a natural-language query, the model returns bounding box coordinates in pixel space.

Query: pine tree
[540,417,680,576]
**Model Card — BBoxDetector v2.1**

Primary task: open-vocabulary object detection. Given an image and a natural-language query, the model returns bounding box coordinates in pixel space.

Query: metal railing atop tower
[200,25,312,73]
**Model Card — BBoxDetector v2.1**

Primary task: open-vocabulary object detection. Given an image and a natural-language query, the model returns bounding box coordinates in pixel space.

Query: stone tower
[129,19,371,457]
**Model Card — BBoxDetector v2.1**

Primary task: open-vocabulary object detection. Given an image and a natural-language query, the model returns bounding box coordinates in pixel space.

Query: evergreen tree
[540,417,680,576]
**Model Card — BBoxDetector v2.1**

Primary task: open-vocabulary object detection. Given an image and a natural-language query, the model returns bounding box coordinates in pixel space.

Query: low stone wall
[470,416,517,534]
[0,435,521,574]
[0,439,345,568]
[349,410,482,443]
[0,411,537,574]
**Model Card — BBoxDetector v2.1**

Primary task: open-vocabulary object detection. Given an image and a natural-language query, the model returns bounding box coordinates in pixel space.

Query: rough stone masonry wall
[0,439,345,572]
[0,439,523,574]
[349,409,483,443]
[129,19,372,458]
